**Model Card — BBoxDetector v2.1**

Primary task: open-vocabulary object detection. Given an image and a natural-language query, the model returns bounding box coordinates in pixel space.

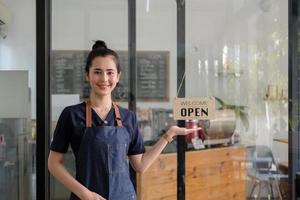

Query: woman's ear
[85,73,89,81]
[117,72,121,82]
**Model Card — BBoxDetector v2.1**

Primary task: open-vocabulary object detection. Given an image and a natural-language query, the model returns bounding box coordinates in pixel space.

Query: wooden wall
[136,146,246,200]
[136,153,177,200]
[185,146,246,200]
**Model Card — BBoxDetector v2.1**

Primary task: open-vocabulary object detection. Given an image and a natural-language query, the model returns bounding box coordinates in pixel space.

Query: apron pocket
[108,144,127,174]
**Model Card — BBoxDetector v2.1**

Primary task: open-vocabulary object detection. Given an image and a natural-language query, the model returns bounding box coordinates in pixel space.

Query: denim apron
[70,101,136,200]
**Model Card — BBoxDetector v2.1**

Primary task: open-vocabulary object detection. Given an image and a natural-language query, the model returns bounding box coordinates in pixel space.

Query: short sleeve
[127,112,145,156]
[50,107,72,153]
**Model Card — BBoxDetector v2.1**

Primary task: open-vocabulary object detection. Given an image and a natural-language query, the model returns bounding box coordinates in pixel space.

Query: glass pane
[0,0,36,199]
[186,0,288,199]
[136,0,177,151]
[136,0,177,199]
[50,0,128,199]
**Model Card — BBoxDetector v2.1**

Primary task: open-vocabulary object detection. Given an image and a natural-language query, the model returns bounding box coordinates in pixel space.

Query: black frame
[128,0,137,189]
[176,0,186,200]
[36,0,299,199]
[36,0,51,199]
[128,0,137,113]
[289,0,300,199]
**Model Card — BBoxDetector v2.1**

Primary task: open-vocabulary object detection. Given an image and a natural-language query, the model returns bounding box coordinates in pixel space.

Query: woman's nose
[100,73,108,81]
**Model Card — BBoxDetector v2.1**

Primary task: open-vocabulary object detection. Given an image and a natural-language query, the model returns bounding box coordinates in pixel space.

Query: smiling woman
[48,40,200,200]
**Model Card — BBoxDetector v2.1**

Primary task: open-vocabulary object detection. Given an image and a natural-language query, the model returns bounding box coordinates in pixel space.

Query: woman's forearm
[135,131,175,173]
[130,126,200,173]
[48,157,88,199]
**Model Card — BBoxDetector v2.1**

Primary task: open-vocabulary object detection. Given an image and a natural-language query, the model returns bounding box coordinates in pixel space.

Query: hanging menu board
[50,50,89,98]
[51,50,169,101]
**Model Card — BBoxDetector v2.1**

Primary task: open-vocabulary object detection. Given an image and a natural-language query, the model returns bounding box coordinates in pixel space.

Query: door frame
[36,0,299,199]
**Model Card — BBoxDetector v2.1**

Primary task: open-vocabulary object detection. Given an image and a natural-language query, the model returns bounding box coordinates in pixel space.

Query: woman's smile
[97,84,110,90]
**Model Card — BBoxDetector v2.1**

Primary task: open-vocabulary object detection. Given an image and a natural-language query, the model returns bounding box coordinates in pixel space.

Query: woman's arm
[48,151,106,200]
[129,126,201,173]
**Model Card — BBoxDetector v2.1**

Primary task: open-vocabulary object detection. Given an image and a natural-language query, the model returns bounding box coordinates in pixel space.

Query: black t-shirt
[50,102,145,157]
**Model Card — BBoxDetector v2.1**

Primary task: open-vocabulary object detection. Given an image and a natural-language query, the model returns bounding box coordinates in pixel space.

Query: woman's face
[86,56,120,97]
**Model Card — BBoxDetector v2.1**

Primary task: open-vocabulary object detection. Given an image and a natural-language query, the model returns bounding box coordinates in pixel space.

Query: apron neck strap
[85,100,123,127]
[112,102,123,127]
[85,100,92,128]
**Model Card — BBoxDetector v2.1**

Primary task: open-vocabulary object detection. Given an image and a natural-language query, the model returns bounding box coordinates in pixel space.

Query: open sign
[173,97,215,120]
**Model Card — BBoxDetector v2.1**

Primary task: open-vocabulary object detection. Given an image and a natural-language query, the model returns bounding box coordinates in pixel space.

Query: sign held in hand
[173,97,215,120]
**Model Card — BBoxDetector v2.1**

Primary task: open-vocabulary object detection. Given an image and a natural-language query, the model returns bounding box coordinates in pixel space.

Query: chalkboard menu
[51,50,169,101]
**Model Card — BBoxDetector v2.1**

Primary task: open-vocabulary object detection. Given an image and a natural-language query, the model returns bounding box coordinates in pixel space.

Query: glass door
[50,0,128,199]
[135,0,178,199]
[47,0,293,199]
[0,0,37,199]
[185,0,288,199]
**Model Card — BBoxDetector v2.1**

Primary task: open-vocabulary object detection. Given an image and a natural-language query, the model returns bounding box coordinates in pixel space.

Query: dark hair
[85,40,120,73]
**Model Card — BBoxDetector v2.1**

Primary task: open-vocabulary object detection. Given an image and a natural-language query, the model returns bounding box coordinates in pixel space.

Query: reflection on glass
[186,0,288,199]
[135,1,178,199]
[50,0,128,199]
[0,71,35,200]
[136,0,177,152]
[0,0,36,199]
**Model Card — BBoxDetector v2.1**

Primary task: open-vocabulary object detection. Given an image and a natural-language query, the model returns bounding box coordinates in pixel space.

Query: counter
[136,146,246,200]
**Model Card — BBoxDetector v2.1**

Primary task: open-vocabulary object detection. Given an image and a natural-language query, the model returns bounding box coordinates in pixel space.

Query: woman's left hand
[168,125,202,136]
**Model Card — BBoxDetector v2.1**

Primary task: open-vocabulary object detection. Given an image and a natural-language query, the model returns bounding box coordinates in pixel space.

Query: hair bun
[92,40,107,50]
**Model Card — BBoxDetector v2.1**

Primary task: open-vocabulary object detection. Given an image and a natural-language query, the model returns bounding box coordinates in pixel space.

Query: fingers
[178,127,186,134]
[92,192,106,200]
[183,127,202,135]
[186,127,201,131]
[169,126,202,136]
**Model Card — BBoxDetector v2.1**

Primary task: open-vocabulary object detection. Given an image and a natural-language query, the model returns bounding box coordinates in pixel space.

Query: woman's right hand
[48,151,106,200]
[81,190,106,200]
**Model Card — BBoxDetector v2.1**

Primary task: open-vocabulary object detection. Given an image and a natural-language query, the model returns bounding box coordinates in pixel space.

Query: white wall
[0,0,36,118]
[52,0,128,50]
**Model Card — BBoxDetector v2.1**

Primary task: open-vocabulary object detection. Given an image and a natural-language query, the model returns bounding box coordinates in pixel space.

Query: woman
[48,40,200,200]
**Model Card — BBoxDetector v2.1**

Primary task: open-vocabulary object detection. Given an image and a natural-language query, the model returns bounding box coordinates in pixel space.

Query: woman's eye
[94,71,101,74]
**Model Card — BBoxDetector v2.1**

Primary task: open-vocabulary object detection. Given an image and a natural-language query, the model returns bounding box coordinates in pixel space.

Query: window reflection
[0,0,36,199]
[186,0,288,199]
